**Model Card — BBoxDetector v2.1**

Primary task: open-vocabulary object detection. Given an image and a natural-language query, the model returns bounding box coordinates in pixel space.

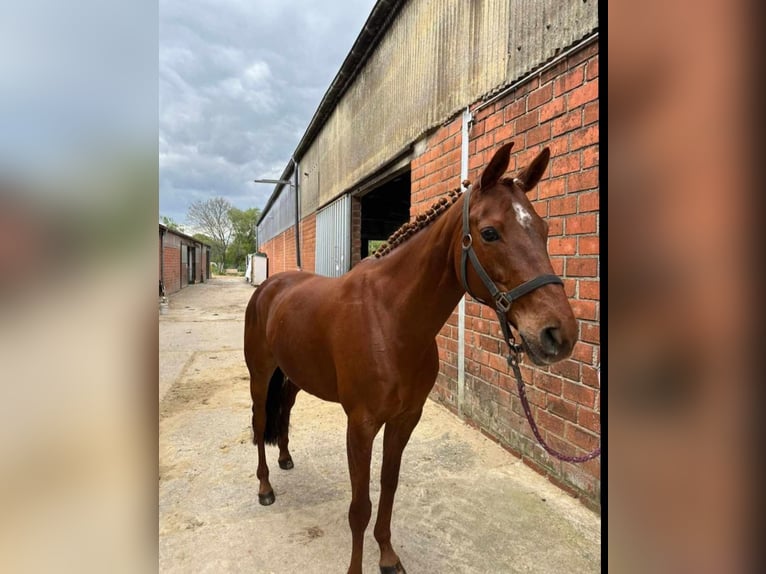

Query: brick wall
[259,213,317,275]
[300,213,317,273]
[412,41,600,507]
[351,197,362,267]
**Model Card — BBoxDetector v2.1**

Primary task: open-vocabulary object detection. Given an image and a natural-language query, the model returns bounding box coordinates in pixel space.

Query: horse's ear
[480,142,514,190]
[515,147,550,193]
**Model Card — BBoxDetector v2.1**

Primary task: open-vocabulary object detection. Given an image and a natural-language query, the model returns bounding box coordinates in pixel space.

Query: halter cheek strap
[459,185,600,463]
[459,185,563,313]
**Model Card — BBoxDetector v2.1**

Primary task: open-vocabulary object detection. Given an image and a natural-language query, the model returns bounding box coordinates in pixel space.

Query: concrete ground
[159,276,601,573]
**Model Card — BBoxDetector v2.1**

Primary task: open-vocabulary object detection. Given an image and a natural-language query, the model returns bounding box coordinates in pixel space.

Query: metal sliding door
[315,194,351,277]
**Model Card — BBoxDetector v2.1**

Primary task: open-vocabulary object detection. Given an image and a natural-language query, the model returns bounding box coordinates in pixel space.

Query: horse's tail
[261,366,295,446]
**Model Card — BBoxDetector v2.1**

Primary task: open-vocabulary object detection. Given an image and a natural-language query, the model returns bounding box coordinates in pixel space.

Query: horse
[244,142,578,574]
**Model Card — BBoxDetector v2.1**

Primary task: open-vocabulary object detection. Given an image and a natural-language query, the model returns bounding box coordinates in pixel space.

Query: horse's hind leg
[248,362,277,505]
[277,380,300,470]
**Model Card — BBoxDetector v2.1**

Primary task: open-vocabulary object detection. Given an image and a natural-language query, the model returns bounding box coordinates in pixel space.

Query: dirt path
[159,276,600,573]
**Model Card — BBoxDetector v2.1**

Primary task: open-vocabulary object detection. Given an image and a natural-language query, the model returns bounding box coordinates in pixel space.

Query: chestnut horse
[244,143,577,573]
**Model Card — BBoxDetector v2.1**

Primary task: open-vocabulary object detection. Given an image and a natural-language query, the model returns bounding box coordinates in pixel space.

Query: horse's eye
[480,227,500,242]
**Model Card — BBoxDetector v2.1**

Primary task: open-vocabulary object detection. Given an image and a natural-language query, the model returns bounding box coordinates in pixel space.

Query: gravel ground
[159,276,601,573]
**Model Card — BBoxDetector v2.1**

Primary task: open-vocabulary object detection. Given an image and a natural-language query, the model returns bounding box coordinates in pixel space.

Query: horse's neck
[374,200,465,341]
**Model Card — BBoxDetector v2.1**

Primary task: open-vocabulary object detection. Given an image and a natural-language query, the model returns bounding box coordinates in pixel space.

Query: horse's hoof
[380,561,406,574]
[278,458,294,470]
[258,490,275,506]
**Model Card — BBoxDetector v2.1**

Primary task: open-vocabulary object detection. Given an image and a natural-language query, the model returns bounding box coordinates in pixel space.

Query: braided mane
[372,180,470,259]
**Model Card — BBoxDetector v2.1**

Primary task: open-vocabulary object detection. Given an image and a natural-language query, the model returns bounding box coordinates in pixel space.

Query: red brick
[581,365,600,388]
[550,359,580,381]
[539,97,566,122]
[568,81,599,109]
[562,380,596,407]
[550,154,581,177]
[567,41,599,67]
[571,299,598,321]
[566,214,597,235]
[578,190,599,212]
[586,57,599,81]
[541,59,568,84]
[569,124,599,150]
[581,145,599,168]
[478,334,501,354]
[549,196,577,216]
[516,75,540,96]
[562,278,576,297]
[538,177,566,199]
[548,236,576,255]
[564,423,600,451]
[568,170,599,192]
[567,257,598,277]
[536,409,566,437]
[503,99,526,122]
[552,110,582,136]
[577,407,601,433]
[514,109,539,133]
[526,123,551,147]
[583,101,599,125]
[495,122,515,144]
[580,323,600,344]
[555,66,584,95]
[549,256,564,275]
[528,83,553,110]
[547,396,577,422]
[475,131,494,152]
[533,371,563,395]
[578,236,599,255]
[571,341,594,363]
[578,279,600,300]
[485,112,503,132]
[547,216,564,236]
[547,135,569,157]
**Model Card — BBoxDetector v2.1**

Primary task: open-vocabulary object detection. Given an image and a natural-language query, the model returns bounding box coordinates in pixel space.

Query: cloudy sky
[159,0,378,224]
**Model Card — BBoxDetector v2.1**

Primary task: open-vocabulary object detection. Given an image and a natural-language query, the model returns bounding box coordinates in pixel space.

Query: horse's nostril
[540,326,563,355]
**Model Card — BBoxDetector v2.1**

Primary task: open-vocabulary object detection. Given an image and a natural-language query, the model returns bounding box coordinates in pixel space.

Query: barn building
[256,0,600,508]
[159,224,212,295]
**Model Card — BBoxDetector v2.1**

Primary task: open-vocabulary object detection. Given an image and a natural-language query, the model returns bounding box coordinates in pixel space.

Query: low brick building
[159,224,211,296]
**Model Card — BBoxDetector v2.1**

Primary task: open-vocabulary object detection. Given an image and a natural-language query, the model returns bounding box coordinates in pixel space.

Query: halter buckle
[461,234,473,250]
[494,292,512,312]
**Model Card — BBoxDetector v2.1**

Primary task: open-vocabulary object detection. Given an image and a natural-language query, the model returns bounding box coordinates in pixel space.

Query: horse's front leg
[374,408,423,574]
[346,413,382,574]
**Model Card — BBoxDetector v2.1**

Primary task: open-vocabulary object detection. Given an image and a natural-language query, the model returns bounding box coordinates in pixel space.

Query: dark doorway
[359,170,411,260]
[189,246,196,284]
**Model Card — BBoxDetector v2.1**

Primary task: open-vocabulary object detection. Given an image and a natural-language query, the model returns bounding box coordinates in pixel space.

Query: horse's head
[458,142,578,365]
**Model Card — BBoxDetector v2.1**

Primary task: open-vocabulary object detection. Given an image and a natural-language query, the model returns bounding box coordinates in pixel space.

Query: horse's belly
[273,345,341,403]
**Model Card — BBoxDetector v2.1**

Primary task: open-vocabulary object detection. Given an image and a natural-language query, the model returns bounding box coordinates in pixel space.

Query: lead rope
[495,308,601,463]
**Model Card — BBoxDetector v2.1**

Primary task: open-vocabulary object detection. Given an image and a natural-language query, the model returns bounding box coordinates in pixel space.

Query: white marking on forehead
[513,201,532,228]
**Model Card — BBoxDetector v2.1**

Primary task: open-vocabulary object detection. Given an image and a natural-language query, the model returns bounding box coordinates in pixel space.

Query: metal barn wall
[298,0,598,213]
[315,194,351,277]
[257,184,296,246]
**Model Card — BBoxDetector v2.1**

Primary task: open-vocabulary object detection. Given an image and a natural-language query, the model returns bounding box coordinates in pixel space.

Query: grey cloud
[160,0,377,222]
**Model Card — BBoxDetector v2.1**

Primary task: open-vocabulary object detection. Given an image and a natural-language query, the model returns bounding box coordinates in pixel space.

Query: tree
[160,215,182,232]
[186,198,233,271]
[228,207,261,269]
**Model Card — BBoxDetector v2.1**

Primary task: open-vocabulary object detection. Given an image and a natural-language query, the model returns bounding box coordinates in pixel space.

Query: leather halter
[459,184,563,318]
